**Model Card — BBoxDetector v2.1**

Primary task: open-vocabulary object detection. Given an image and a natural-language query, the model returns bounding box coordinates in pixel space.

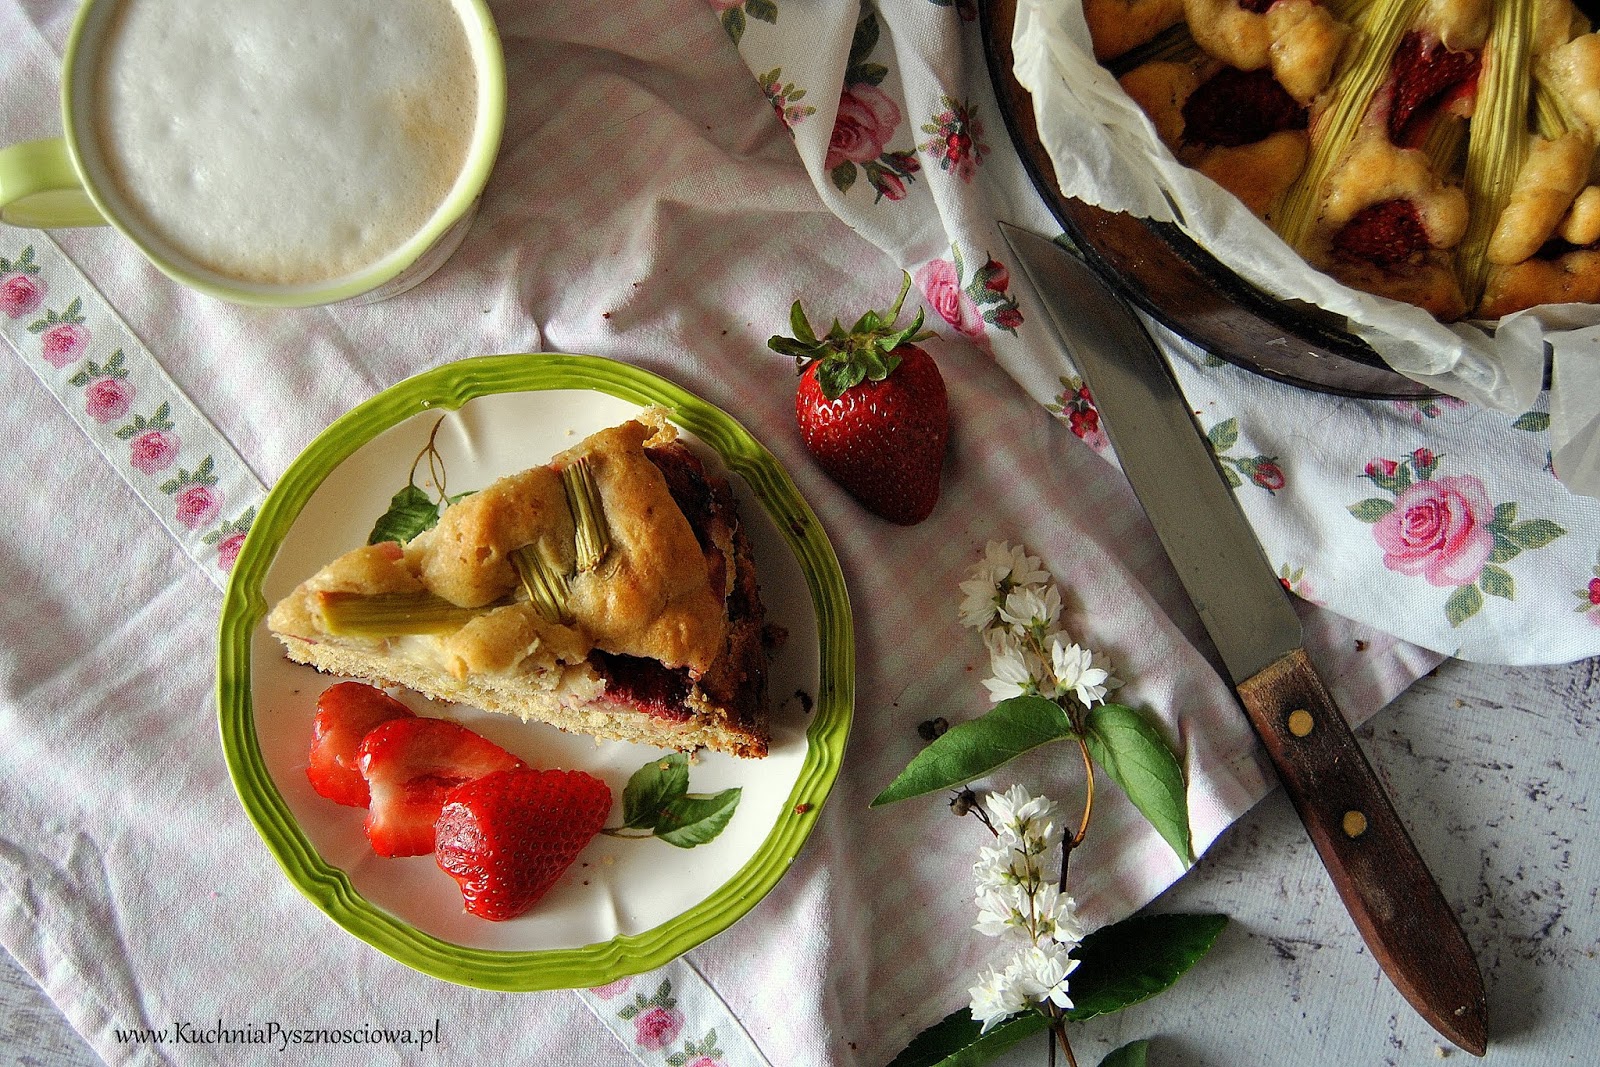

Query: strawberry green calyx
[767,272,935,401]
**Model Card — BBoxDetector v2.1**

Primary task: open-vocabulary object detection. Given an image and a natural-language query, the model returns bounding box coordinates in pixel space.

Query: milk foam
[88,0,478,287]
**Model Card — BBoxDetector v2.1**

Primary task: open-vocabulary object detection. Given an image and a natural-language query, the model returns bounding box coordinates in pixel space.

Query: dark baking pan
[979,0,1437,399]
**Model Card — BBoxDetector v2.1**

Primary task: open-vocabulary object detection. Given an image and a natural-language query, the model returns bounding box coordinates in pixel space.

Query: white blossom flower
[969,966,1030,1033]
[958,576,1004,631]
[1008,943,1081,1010]
[960,542,1052,631]
[1046,892,1088,947]
[981,622,1023,661]
[1022,882,1088,947]
[984,785,1060,848]
[974,842,1036,892]
[981,643,1035,702]
[991,541,1051,587]
[967,784,1091,1031]
[999,583,1062,632]
[973,884,1030,938]
[1050,639,1120,707]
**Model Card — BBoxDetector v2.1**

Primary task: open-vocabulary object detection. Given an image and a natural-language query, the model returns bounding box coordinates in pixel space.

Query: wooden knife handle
[1236,648,1488,1056]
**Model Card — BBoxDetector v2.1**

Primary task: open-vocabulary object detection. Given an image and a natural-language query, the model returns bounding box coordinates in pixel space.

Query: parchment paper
[1012,0,1600,497]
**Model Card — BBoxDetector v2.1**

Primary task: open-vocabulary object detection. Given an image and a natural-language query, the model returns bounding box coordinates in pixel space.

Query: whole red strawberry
[768,273,950,525]
[436,767,613,921]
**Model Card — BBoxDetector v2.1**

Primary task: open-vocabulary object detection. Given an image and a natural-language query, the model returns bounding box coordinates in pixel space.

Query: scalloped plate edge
[216,353,854,990]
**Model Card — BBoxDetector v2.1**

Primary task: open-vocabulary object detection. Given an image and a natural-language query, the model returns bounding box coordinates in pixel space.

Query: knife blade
[999,221,1487,1056]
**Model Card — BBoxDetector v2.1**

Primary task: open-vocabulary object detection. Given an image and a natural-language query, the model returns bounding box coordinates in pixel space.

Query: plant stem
[1071,736,1094,848]
[1053,1014,1079,1067]
[1060,736,1095,891]
[1047,737,1095,1067]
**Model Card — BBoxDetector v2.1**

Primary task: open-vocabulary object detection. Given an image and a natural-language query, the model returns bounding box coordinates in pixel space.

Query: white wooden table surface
[4,655,1596,1066]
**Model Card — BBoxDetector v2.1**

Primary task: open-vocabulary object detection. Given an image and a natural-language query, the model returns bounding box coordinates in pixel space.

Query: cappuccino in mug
[78,0,480,289]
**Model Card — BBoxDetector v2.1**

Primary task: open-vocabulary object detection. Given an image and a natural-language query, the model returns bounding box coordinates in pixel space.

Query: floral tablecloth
[0,1,1590,1066]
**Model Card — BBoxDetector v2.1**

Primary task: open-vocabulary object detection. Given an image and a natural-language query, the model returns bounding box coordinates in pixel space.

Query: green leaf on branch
[1098,1039,1150,1067]
[870,696,1076,807]
[605,752,740,848]
[1064,913,1228,1021]
[884,1007,1051,1067]
[655,788,742,848]
[885,914,1225,1066]
[1083,704,1193,865]
[621,753,692,829]
[368,483,442,544]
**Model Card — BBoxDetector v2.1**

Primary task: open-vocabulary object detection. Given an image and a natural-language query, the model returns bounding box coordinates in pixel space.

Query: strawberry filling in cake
[267,410,772,758]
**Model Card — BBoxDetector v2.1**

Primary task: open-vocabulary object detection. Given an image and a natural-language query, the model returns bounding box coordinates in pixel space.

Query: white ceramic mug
[0,0,505,307]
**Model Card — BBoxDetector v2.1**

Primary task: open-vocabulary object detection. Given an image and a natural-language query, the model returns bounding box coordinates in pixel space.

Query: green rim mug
[0,0,506,308]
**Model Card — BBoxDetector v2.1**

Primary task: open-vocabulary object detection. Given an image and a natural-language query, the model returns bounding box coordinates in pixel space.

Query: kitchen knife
[999,221,1488,1056]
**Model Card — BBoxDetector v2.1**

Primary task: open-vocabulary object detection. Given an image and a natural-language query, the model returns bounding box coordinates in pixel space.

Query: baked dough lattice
[1090,0,1600,321]
[268,410,772,759]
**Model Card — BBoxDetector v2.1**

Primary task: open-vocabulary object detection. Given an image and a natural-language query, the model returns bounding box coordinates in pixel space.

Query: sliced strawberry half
[1332,198,1432,266]
[306,681,416,807]
[356,718,526,858]
[1181,66,1308,149]
[436,767,613,921]
[1387,32,1480,148]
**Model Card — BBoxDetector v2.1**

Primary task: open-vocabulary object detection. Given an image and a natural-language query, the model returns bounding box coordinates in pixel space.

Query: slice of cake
[267,409,771,758]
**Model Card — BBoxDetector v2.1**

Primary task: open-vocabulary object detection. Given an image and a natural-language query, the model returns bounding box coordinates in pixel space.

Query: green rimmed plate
[217,353,853,990]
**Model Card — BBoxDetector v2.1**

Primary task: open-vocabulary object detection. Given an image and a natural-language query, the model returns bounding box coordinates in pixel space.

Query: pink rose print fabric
[915,243,1023,344]
[1351,448,1566,627]
[708,0,1600,664]
[826,9,919,201]
[1375,474,1494,587]
[578,959,771,1066]
[1049,374,1108,453]
[1574,560,1600,625]
[759,68,816,129]
[1207,418,1286,495]
[585,972,747,1066]
[2,239,260,584]
[118,405,182,475]
[710,0,775,45]
[633,1005,684,1052]
[919,95,989,181]
[31,298,90,367]
[916,258,984,339]
[0,246,46,319]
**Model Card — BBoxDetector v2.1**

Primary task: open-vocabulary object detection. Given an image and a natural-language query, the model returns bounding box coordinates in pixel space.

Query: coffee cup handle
[0,138,108,229]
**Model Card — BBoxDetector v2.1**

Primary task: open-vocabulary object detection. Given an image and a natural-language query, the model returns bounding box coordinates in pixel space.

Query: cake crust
[267,411,771,758]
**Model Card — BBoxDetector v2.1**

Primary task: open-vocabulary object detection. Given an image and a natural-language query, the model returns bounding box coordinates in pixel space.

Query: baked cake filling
[267,410,771,758]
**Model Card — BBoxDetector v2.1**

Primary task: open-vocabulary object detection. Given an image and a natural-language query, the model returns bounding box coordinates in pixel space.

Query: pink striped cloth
[0,0,1524,1064]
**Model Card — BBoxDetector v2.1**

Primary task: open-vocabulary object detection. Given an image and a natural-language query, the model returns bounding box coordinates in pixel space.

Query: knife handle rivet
[1287,709,1314,737]
[1342,810,1369,838]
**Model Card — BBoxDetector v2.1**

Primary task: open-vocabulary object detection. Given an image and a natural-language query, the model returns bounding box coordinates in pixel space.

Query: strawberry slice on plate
[306,681,416,807]
[357,717,526,858]
[436,767,613,921]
